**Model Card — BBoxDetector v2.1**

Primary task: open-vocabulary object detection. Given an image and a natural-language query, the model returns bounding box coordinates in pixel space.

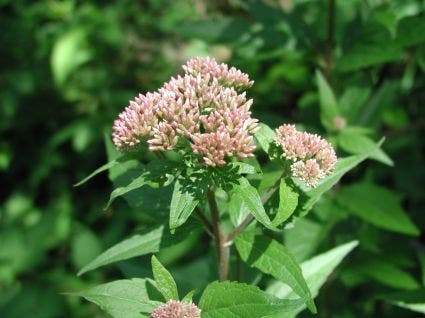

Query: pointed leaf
[254,123,276,154]
[235,232,316,312]
[382,289,425,314]
[338,183,419,236]
[273,179,298,226]
[266,241,358,317]
[316,70,340,129]
[199,281,304,318]
[296,138,385,216]
[169,179,199,230]
[74,157,125,187]
[338,131,393,166]
[151,255,179,301]
[74,278,161,318]
[182,290,196,303]
[234,177,277,231]
[106,160,178,209]
[78,226,164,276]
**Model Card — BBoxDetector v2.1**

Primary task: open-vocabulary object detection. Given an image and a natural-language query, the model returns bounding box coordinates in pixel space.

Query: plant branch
[207,187,229,281]
[225,174,284,243]
[194,207,214,238]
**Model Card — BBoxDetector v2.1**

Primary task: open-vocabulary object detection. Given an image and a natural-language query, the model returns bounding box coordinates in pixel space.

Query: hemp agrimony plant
[74,57,381,318]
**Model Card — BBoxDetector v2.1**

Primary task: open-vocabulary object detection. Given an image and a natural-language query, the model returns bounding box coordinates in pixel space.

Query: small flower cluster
[151,300,201,318]
[112,57,258,166]
[275,124,337,187]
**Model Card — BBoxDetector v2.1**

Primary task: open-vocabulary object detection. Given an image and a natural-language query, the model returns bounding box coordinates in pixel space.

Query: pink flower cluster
[275,124,337,187]
[151,300,201,318]
[112,57,258,166]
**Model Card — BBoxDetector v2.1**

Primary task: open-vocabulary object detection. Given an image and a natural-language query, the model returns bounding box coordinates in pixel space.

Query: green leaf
[297,153,371,216]
[316,70,340,129]
[382,289,425,314]
[337,182,419,236]
[234,177,277,231]
[199,281,304,318]
[78,226,164,276]
[254,123,276,154]
[338,130,393,166]
[74,157,125,187]
[235,232,316,313]
[231,162,257,175]
[285,218,324,262]
[418,250,425,286]
[396,15,425,47]
[51,29,92,87]
[182,290,196,303]
[151,255,179,301]
[106,160,177,209]
[78,224,200,275]
[266,241,358,318]
[228,192,250,227]
[273,179,298,226]
[356,258,420,290]
[336,43,402,72]
[169,179,199,230]
[74,278,161,318]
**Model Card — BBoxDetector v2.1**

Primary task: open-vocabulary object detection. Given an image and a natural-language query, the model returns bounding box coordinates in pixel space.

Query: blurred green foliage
[0,0,424,317]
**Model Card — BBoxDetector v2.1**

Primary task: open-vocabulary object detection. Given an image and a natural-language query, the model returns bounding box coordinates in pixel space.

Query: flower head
[112,57,258,167]
[112,92,160,151]
[151,300,201,318]
[182,56,253,89]
[275,124,337,187]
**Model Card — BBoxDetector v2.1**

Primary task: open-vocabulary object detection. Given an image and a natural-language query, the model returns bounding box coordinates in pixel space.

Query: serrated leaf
[169,179,199,230]
[74,278,161,318]
[254,123,276,154]
[106,160,177,209]
[78,226,164,276]
[199,281,304,318]
[231,162,257,175]
[316,70,340,129]
[273,179,298,226]
[234,177,277,231]
[266,241,358,318]
[338,131,393,166]
[235,232,316,313]
[228,192,250,227]
[338,182,419,236]
[78,224,200,275]
[151,255,179,301]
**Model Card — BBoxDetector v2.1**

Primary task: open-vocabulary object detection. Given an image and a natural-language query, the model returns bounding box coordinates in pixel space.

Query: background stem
[325,0,336,81]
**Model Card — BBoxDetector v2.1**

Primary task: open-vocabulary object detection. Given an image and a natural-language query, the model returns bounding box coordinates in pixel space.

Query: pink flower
[151,300,201,318]
[112,92,160,150]
[182,56,253,88]
[112,57,258,167]
[275,124,337,187]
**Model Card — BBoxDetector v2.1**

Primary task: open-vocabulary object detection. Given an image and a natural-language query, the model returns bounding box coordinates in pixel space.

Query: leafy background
[1,0,424,317]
